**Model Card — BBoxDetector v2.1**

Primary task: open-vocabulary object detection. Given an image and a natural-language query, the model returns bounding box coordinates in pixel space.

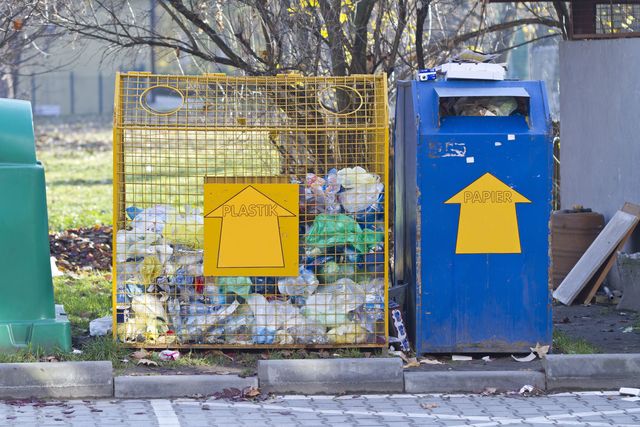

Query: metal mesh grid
[596,2,640,34]
[112,72,389,348]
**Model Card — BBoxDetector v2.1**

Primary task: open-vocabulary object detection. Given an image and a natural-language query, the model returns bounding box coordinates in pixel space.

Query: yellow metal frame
[112,72,389,349]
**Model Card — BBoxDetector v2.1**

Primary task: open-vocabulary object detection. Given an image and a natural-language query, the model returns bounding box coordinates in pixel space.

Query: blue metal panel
[400,79,553,354]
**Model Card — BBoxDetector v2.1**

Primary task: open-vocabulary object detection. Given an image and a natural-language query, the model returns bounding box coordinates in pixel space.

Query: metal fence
[112,72,389,348]
[27,71,116,117]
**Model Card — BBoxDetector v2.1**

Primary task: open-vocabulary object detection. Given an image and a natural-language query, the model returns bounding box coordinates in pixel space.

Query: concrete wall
[560,39,640,251]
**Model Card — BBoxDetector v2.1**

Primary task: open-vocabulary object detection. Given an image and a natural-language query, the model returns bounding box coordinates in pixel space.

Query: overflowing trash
[115,166,386,346]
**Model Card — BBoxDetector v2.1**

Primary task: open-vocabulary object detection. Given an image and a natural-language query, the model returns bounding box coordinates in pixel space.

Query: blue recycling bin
[394,80,553,353]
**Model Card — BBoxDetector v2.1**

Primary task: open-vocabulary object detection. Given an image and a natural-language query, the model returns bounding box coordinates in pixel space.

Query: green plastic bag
[217,277,252,298]
[305,214,383,253]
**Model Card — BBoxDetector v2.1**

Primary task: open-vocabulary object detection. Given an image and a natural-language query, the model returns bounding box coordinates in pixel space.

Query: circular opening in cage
[140,85,184,115]
[317,85,363,116]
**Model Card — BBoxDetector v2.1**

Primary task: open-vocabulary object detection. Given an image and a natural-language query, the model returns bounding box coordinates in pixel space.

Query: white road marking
[150,399,181,427]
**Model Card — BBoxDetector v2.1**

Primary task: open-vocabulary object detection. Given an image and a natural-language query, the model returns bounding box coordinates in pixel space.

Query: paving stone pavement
[0,392,639,426]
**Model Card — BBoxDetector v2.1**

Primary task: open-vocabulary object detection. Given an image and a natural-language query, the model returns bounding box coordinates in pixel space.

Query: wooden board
[553,204,640,305]
[578,238,624,304]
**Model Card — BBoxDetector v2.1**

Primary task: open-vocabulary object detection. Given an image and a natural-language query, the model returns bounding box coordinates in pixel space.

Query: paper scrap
[620,387,640,396]
[452,355,472,361]
[481,356,492,362]
[512,352,537,362]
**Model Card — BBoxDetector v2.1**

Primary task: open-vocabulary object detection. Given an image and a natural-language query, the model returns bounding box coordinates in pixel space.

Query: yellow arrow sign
[445,173,530,254]
[203,183,299,276]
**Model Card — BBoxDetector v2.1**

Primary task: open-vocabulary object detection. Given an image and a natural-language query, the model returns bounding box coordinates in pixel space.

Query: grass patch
[39,149,112,231]
[553,330,599,354]
[53,273,112,336]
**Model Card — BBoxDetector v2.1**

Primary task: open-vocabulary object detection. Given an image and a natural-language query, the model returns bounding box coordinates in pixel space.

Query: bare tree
[0,1,66,98]
[47,0,411,77]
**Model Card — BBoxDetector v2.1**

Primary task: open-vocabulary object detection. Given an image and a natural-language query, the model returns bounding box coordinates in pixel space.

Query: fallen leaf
[243,387,261,398]
[403,357,421,369]
[419,357,443,365]
[137,358,158,367]
[512,353,537,363]
[530,343,550,358]
[421,403,438,409]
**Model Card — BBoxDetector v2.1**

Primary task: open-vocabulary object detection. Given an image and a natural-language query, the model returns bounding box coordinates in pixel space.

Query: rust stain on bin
[551,209,605,289]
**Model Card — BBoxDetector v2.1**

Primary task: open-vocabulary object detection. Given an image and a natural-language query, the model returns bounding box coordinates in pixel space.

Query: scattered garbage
[89,315,113,337]
[530,343,550,358]
[518,384,544,396]
[511,343,549,362]
[452,355,472,361]
[50,257,63,277]
[419,357,444,365]
[620,387,640,397]
[481,356,492,362]
[158,350,181,361]
[511,353,537,363]
[114,166,386,346]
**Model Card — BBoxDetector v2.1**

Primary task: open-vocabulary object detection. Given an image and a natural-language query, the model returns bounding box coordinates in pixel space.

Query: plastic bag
[318,261,356,284]
[337,167,384,213]
[302,279,366,327]
[164,212,204,249]
[218,277,252,298]
[131,205,175,234]
[140,256,163,284]
[277,267,319,297]
[305,214,383,254]
[327,322,369,344]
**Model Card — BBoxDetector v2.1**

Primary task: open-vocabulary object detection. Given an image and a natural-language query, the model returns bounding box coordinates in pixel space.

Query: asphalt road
[1,391,639,426]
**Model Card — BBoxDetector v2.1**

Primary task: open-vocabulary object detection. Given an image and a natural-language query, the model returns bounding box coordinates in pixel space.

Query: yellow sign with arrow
[203,183,299,276]
[445,173,530,254]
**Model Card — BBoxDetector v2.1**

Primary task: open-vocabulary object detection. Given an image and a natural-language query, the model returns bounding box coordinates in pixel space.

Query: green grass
[53,273,112,336]
[553,330,599,354]
[39,149,112,231]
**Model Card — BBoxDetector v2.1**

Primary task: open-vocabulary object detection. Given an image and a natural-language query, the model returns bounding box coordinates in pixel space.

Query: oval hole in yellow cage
[139,85,184,115]
[317,85,363,116]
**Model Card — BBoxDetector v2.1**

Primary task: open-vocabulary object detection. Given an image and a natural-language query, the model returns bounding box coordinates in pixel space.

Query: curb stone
[258,358,404,394]
[0,361,113,399]
[114,374,258,398]
[543,353,640,391]
[404,370,546,393]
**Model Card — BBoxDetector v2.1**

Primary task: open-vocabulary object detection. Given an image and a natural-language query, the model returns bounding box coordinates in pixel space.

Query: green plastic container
[0,98,71,352]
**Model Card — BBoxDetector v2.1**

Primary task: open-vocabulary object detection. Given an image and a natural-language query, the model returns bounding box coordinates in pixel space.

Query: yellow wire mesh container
[112,72,389,348]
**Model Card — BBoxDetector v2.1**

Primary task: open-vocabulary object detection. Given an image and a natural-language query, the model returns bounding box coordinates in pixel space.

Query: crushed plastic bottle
[277,267,319,298]
[246,294,277,344]
[302,278,367,328]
